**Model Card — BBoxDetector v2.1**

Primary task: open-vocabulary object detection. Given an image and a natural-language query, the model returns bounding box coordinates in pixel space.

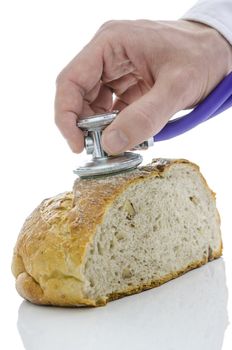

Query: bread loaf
[11,159,222,307]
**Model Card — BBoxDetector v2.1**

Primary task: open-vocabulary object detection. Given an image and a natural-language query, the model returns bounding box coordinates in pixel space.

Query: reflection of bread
[17,260,228,350]
[11,159,222,307]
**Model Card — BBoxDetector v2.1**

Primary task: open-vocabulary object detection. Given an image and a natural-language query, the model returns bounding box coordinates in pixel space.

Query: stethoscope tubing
[154,71,232,141]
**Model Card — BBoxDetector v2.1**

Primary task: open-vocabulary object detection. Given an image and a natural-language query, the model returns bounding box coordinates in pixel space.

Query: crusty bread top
[12,158,208,280]
[11,158,221,306]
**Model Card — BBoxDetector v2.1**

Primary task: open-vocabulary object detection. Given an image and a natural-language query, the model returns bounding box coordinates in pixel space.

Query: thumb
[101,70,190,154]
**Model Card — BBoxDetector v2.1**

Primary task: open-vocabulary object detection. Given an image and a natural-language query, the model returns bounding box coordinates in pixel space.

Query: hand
[55,20,232,154]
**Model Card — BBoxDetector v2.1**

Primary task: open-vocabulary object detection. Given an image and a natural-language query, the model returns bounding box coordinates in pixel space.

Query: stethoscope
[74,72,232,178]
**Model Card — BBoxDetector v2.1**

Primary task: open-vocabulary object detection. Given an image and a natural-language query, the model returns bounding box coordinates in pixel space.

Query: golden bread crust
[11,159,222,307]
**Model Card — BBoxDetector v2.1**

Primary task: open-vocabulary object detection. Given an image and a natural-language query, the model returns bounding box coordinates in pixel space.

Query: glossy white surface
[16,260,228,350]
[1,0,232,349]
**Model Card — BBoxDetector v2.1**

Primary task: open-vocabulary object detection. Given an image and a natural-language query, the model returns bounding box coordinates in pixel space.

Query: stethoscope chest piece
[73,72,232,178]
[74,152,142,178]
[73,111,148,178]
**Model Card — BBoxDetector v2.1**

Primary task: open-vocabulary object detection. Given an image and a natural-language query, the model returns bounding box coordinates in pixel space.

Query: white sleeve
[182,0,232,45]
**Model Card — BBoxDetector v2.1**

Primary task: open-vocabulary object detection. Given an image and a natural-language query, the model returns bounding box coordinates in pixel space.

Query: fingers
[55,42,104,153]
[101,68,192,154]
[90,84,113,113]
[113,98,128,111]
[55,79,85,152]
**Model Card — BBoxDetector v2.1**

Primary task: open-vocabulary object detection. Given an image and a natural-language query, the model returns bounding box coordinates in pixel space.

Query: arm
[182,0,232,45]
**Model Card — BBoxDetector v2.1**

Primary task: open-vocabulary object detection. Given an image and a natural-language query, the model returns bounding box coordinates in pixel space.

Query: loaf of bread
[11,159,222,307]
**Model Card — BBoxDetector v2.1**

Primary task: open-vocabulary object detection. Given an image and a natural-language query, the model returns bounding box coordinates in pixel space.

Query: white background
[0,0,232,349]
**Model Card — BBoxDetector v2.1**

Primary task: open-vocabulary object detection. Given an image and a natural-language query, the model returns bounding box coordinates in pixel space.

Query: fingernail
[103,129,129,154]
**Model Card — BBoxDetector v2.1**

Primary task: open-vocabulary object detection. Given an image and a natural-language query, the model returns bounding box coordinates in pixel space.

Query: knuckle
[55,70,65,86]
[97,20,127,41]
[100,20,121,31]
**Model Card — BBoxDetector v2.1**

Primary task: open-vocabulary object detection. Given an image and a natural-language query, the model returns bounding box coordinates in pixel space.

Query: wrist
[181,19,232,73]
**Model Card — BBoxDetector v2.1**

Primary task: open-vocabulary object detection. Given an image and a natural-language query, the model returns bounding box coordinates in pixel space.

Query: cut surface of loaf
[12,159,222,307]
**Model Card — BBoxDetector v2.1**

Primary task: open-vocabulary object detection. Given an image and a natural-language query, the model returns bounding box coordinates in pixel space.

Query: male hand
[55,20,232,154]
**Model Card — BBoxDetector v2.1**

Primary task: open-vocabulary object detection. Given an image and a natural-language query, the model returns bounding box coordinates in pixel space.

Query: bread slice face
[11,159,222,307]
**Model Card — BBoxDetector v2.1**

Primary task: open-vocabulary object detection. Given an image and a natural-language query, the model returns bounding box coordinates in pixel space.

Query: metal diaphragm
[74,152,142,178]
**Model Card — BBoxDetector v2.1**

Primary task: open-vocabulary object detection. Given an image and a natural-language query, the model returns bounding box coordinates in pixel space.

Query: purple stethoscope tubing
[154,71,232,141]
